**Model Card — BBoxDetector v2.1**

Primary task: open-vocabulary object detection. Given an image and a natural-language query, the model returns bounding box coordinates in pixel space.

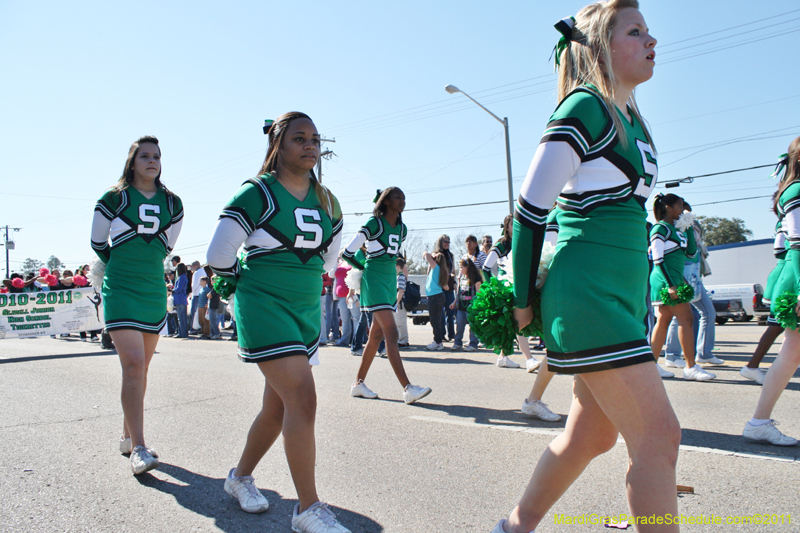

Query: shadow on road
[136,463,384,532]
[0,350,116,365]
[401,355,493,365]
[681,428,800,460]
[410,402,567,429]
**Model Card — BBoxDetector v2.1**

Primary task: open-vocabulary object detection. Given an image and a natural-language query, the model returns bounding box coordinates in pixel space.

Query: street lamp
[445,84,514,215]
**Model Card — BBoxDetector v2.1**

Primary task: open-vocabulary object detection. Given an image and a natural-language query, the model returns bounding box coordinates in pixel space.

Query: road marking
[410,415,800,464]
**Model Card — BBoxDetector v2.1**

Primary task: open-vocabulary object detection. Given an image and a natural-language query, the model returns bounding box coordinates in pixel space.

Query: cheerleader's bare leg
[504,363,680,533]
[754,328,800,420]
[112,330,159,447]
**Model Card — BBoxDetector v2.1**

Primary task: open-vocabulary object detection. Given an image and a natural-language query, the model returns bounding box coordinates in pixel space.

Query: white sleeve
[90,211,112,262]
[207,218,247,277]
[483,249,499,270]
[344,231,367,256]
[650,238,666,264]
[167,216,183,252]
[518,142,581,210]
[786,209,800,249]
[323,229,342,273]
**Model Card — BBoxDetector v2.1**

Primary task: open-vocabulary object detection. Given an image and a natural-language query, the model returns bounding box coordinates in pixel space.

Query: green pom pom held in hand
[212,276,237,300]
[467,277,544,355]
[773,291,800,330]
[658,284,694,306]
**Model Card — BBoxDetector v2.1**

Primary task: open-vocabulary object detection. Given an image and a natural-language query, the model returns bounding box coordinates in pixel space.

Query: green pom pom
[212,276,237,300]
[658,284,694,306]
[467,277,544,355]
[773,291,799,330]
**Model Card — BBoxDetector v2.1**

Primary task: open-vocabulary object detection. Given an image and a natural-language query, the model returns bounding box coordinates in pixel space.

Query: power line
[692,195,772,207]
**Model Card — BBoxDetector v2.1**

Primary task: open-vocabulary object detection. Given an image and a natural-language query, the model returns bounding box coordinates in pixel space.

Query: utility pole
[317,137,336,183]
[2,226,21,279]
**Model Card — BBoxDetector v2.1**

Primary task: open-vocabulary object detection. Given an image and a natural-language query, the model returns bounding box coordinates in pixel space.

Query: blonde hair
[557,0,650,148]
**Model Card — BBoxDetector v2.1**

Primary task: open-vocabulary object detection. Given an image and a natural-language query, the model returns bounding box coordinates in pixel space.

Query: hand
[514,306,533,330]
[443,284,449,291]
[668,287,678,300]
[449,302,455,310]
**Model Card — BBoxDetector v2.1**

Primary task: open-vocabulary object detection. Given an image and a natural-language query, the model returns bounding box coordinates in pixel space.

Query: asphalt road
[1,321,798,532]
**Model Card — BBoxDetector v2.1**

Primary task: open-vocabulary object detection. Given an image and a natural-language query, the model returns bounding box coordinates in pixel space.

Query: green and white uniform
[206,174,342,364]
[769,181,800,320]
[649,221,691,305]
[343,215,406,312]
[512,85,657,374]
[481,240,510,280]
[91,187,184,333]
[763,219,787,306]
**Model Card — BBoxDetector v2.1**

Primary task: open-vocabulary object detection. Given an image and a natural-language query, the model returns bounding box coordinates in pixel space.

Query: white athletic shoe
[350,380,378,399]
[742,420,798,446]
[119,437,159,458]
[224,468,270,513]
[465,345,478,352]
[663,358,685,369]
[656,365,675,379]
[740,366,766,385]
[426,342,444,351]
[683,365,716,381]
[130,446,159,475]
[696,355,725,365]
[403,384,432,404]
[525,358,542,373]
[521,399,561,422]
[497,356,521,368]
[292,501,351,533]
[490,519,512,533]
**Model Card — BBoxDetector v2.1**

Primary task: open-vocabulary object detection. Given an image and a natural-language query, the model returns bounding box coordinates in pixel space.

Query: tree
[402,232,429,274]
[20,257,43,275]
[46,255,65,271]
[696,216,753,247]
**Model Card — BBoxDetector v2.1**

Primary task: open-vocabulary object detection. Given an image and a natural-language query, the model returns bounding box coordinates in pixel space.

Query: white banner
[0,288,105,339]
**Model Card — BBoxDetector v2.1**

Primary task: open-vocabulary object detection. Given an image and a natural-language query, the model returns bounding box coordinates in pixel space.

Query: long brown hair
[373,186,403,218]
[433,253,450,287]
[498,214,513,246]
[773,136,800,215]
[259,111,333,217]
[114,136,172,196]
[460,258,482,286]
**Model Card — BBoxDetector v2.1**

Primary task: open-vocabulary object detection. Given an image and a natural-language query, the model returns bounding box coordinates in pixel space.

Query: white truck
[703,238,773,324]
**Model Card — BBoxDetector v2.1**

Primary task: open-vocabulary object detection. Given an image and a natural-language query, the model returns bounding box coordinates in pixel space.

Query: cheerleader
[90,135,183,475]
[207,112,350,532]
[483,215,539,371]
[649,194,716,381]
[741,174,792,383]
[742,137,800,446]
[496,3,682,532]
[343,187,432,404]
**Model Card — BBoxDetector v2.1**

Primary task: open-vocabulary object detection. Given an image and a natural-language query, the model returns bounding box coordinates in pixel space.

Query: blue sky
[1,0,798,273]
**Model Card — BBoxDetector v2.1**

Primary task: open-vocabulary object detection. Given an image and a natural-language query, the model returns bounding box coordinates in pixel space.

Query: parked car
[408,274,429,325]
[706,284,764,322]
[712,299,745,325]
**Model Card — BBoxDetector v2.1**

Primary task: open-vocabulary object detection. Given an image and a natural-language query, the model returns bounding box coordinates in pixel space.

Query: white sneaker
[525,358,542,373]
[490,519,510,533]
[451,344,463,351]
[350,380,378,399]
[683,365,716,381]
[130,445,159,475]
[403,384,432,404]
[656,365,675,379]
[521,399,561,422]
[426,341,444,351]
[497,356,521,368]
[740,366,766,385]
[743,420,798,446]
[663,358,685,369]
[696,355,725,365]
[465,345,477,352]
[119,437,159,458]
[224,468,270,513]
[292,501,350,533]
[349,349,362,356]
